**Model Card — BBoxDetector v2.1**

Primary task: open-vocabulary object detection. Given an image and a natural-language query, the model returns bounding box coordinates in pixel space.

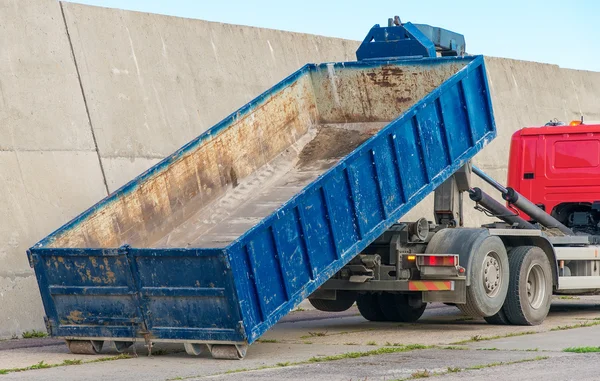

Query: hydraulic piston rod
[468,188,536,229]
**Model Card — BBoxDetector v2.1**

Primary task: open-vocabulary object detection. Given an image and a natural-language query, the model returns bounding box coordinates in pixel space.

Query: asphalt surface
[0,296,599,380]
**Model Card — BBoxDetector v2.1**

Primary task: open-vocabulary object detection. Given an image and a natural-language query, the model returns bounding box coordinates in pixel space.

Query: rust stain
[67,310,84,324]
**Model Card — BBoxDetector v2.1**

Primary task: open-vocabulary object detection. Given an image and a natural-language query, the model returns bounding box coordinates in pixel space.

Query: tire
[356,293,387,321]
[379,292,426,322]
[426,229,509,318]
[484,308,511,325]
[503,246,552,325]
[309,291,356,312]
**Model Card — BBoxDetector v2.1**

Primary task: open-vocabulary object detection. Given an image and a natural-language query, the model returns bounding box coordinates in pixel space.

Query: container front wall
[30,247,245,343]
[228,56,496,343]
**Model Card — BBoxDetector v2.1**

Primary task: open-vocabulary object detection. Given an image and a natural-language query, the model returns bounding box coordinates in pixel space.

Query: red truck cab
[507,122,600,233]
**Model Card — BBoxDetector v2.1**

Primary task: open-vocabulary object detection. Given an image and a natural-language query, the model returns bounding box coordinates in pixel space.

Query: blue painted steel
[413,24,466,56]
[356,22,437,60]
[356,22,466,60]
[29,55,496,346]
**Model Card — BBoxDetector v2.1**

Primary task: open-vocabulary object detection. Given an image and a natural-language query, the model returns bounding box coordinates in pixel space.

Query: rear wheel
[503,246,552,325]
[309,291,356,312]
[426,229,509,318]
[379,292,426,322]
[356,293,387,321]
[484,308,511,325]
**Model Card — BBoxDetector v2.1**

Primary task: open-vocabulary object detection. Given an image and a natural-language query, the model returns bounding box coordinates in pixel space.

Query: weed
[366,341,377,346]
[257,339,278,343]
[442,346,468,350]
[308,345,431,363]
[478,347,499,351]
[564,346,600,353]
[447,367,461,373]
[276,361,290,367]
[557,296,579,300]
[293,307,306,312]
[21,330,48,339]
[451,331,537,344]
[303,341,313,345]
[0,353,131,375]
[411,369,432,378]
[300,331,328,339]
[61,359,82,365]
[465,356,549,371]
[344,342,358,345]
[152,348,168,356]
[550,321,600,331]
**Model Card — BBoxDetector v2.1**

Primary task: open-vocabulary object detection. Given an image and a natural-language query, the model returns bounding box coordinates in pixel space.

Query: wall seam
[59,1,110,195]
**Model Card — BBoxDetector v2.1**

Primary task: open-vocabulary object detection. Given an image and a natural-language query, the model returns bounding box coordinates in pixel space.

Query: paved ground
[1,296,599,380]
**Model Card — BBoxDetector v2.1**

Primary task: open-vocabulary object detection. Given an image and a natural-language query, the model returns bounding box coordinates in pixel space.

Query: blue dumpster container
[29,55,495,358]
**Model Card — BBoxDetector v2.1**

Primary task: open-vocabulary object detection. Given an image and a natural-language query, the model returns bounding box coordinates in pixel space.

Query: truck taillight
[417,255,458,267]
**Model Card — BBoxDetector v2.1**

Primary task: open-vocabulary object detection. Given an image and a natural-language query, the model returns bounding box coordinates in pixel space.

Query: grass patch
[386,356,549,381]
[451,331,537,345]
[344,342,358,345]
[366,341,377,346]
[441,345,468,350]
[257,339,278,343]
[465,356,549,371]
[299,331,328,339]
[478,347,499,351]
[550,320,600,331]
[0,355,130,375]
[302,341,313,345]
[61,359,82,365]
[410,370,432,378]
[564,346,600,353]
[308,345,430,363]
[21,330,48,339]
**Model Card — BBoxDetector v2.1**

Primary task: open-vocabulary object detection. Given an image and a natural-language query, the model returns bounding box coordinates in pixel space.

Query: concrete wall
[0,0,108,338]
[2,0,600,338]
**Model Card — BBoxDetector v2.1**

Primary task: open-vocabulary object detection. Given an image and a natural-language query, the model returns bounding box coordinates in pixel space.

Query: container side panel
[416,102,451,179]
[30,249,145,338]
[372,136,404,216]
[271,210,312,297]
[462,66,494,142]
[133,249,243,341]
[299,190,338,273]
[322,173,361,256]
[227,245,262,329]
[347,153,386,234]
[439,85,472,159]
[394,119,428,197]
[246,230,288,317]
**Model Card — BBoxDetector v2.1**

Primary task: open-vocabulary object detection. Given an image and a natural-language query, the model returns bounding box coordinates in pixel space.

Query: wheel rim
[527,264,546,309]
[482,251,502,297]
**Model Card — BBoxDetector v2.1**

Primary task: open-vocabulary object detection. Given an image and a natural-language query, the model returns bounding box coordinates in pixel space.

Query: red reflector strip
[408,280,454,291]
[418,255,458,266]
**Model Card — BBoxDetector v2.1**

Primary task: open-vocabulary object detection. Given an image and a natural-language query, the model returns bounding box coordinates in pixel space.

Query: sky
[71,0,600,72]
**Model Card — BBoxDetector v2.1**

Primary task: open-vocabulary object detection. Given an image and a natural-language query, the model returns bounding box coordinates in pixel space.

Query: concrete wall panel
[61,2,359,172]
[0,0,107,338]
